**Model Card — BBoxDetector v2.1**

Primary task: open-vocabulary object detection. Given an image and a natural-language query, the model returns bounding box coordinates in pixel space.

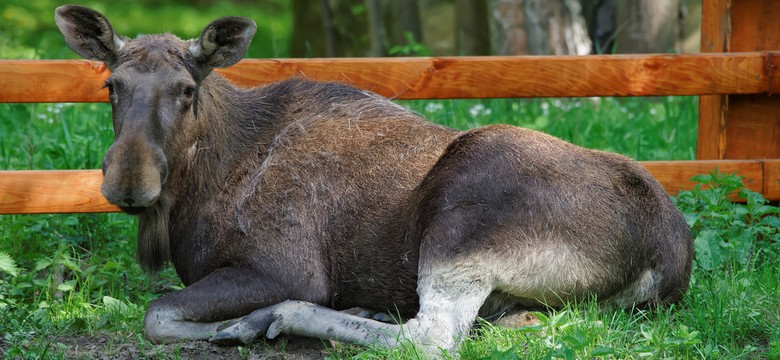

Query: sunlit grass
[0,0,291,60]
[4,94,777,359]
[400,96,698,161]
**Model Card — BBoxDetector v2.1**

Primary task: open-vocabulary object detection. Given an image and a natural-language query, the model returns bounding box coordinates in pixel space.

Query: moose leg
[255,263,495,355]
[145,266,321,344]
[209,305,393,345]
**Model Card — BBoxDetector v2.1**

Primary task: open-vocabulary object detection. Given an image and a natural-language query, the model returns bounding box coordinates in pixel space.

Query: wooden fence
[1,0,779,214]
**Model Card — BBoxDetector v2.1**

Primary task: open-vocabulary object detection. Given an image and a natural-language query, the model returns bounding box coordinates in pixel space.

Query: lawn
[1,1,779,359]
[2,98,778,360]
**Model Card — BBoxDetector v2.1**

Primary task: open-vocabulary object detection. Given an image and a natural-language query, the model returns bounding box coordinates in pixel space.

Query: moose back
[55,5,692,354]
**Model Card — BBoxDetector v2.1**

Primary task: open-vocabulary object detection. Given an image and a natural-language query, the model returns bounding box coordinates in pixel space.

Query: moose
[55,5,692,356]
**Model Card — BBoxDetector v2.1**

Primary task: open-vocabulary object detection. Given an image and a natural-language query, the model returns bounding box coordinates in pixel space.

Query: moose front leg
[209,304,395,345]
[144,266,326,343]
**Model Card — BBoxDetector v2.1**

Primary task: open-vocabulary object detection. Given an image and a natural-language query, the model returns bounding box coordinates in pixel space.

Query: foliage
[351,170,780,360]
[0,0,291,60]
[674,170,780,272]
[389,32,432,56]
[0,252,20,277]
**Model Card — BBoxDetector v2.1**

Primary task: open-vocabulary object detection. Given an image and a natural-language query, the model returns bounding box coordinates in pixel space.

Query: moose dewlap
[55,5,692,355]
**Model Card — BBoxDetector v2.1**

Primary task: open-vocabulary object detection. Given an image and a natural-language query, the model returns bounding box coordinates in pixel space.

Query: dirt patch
[54,333,336,359]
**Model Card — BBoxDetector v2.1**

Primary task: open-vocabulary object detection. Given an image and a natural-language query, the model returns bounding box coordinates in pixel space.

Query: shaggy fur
[56,5,693,356]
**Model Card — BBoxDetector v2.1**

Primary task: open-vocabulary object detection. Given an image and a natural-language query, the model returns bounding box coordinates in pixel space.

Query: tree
[582,0,700,54]
[290,0,327,57]
[387,0,423,52]
[290,0,370,57]
[615,0,681,53]
[581,0,617,54]
[365,0,387,56]
[456,0,491,55]
[491,0,591,56]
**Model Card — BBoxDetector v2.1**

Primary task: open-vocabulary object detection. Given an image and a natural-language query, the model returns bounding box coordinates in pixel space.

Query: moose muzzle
[101,135,168,214]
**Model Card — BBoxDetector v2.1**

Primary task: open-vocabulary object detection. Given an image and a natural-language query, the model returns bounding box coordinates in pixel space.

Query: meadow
[1,1,779,359]
[3,96,779,360]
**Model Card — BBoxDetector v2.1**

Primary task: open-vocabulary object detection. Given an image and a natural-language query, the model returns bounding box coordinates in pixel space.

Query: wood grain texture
[719,0,780,159]
[697,0,731,160]
[642,160,765,197]
[724,96,780,158]
[0,60,111,103]
[0,170,118,214]
[697,95,727,160]
[763,160,780,200]
[1,161,775,214]
[729,0,780,53]
[1,53,779,103]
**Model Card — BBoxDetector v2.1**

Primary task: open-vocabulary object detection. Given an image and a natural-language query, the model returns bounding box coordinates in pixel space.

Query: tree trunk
[456,0,491,55]
[615,0,681,53]
[387,0,423,48]
[321,0,338,57]
[492,0,527,55]
[290,0,326,57]
[581,0,618,54]
[419,0,457,55]
[291,0,370,57]
[365,0,387,56]
[491,0,591,55]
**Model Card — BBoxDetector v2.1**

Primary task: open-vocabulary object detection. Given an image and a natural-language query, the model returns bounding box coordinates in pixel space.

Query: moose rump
[55,4,693,356]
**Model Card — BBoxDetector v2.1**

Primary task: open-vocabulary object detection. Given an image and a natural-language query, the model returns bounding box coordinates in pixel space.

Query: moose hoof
[372,312,395,323]
[210,305,279,346]
[210,321,258,346]
[339,307,394,323]
[266,300,320,339]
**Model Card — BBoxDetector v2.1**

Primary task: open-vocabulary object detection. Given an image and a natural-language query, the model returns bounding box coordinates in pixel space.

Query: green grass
[0,103,112,170]
[2,96,778,359]
[1,1,777,358]
[1,0,291,60]
[320,171,780,360]
[401,96,698,161]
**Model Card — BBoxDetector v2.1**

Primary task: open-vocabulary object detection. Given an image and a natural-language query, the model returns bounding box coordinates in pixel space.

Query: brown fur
[56,5,693,353]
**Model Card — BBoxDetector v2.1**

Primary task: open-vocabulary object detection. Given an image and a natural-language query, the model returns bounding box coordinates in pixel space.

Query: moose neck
[138,72,279,276]
[175,73,275,197]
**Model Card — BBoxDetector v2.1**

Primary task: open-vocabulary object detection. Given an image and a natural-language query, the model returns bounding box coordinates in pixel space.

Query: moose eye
[103,81,115,95]
[182,86,196,98]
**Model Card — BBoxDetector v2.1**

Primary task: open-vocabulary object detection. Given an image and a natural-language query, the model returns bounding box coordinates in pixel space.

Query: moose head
[55,5,256,214]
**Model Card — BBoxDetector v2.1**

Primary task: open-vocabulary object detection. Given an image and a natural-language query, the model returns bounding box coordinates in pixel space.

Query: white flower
[468,104,492,117]
[425,102,444,113]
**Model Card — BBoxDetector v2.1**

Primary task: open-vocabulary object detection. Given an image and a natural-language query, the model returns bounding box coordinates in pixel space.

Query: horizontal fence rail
[1,53,780,214]
[2,160,778,214]
[1,52,779,102]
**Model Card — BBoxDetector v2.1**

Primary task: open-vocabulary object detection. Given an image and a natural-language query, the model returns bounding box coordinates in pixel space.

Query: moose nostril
[124,198,135,206]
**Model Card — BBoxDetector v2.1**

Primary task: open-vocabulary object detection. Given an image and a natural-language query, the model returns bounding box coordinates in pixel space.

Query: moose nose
[124,198,135,206]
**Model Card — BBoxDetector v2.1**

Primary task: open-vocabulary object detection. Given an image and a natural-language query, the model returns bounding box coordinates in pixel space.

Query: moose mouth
[119,205,148,215]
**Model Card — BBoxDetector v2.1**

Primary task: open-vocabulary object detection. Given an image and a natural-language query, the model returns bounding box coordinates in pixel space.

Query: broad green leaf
[693,230,723,271]
[34,257,53,272]
[590,346,615,357]
[103,295,130,314]
[690,174,713,184]
[57,280,76,292]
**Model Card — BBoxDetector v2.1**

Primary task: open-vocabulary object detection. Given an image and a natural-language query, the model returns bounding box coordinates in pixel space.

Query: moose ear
[190,17,256,78]
[55,5,125,67]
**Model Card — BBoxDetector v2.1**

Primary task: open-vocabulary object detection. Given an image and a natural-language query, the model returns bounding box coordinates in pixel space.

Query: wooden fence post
[699,0,780,160]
